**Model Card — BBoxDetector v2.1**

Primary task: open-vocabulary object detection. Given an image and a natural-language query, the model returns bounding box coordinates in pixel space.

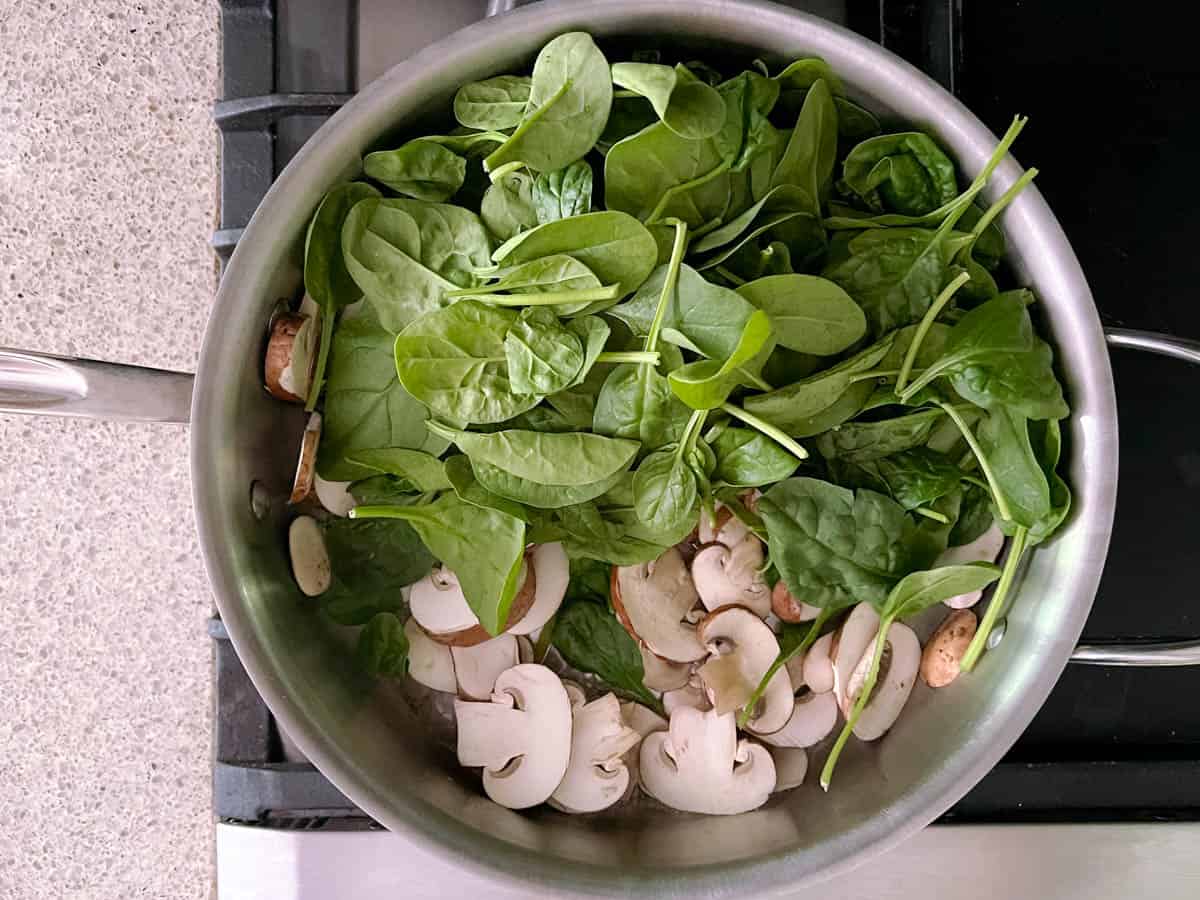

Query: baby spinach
[611,61,726,139]
[532,160,593,224]
[503,306,586,395]
[442,454,528,521]
[356,612,409,677]
[347,447,452,492]
[453,74,532,131]
[950,480,995,546]
[551,501,673,565]
[363,140,466,202]
[830,447,964,512]
[814,407,951,462]
[770,78,838,203]
[841,132,957,216]
[480,171,538,241]
[736,274,866,355]
[319,517,435,625]
[467,254,602,296]
[667,309,773,410]
[689,184,821,262]
[593,362,692,449]
[484,32,613,174]
[473,458,624,509]
[633,445,700,534]
[711,427,801,487]
[552,597,661,710]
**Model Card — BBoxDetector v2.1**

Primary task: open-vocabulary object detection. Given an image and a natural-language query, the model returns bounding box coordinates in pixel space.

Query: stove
[211,0,1200,895]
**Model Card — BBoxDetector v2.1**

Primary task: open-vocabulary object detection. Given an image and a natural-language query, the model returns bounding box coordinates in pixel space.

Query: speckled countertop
[0,2,219,898]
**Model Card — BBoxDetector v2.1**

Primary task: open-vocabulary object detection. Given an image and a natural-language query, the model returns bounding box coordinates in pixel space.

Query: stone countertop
[0,2,219,898]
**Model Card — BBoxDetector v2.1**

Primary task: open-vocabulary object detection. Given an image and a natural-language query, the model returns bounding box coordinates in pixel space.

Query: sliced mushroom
[452,634,520,700]
[662,679,712,715]
[756,690,839,749]
[550,693,642,814]
[639,645,691,692]
[832,603,881,707]
[771,580,821,624]
[506,543,568,636]
[691,538,771,617]
[842,622,921,741]
[802,632,836,695]
[288,515,330,597]
[454,663,572,809]
[516,634,535,664]
[766,745,808,792]
[290,412,322,504]
[314,474,356,518]
[620,701,668,738]
[264,310,319,403]
[921,609,978,688]
[639,707,775,815]
[611,548,704,663]
[404,617,456,693]
[697,503,752,547]
[784,651,806,687]
[935,523,1005,608]
[410,564,536,647]
[562,679,588,708]
[697,606,793,735]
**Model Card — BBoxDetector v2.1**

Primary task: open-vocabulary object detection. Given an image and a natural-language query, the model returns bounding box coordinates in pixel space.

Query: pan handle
[0,347,193,424]
[1068,328,1200,667]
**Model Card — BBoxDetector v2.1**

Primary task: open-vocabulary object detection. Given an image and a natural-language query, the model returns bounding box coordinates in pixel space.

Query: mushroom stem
[737,605,833,729]
[820,613,894,791]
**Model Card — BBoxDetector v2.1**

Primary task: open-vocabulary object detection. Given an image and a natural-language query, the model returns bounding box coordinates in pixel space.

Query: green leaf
[633,448,699,534]
[881,563,1001,620]
[319,518,435,625]
[552,599,660,708]
[830,447,964,511]
[689,185,823,272]
[950,481,995,546]
[503,306,586,395]
[472,459,625,509]
[611,62,727,140]
[814,407,951,463]
[442,455,528,521]
[304,182,381,312]
[349,474,418,505]
[1023,418,1072,544]
[977,406,1051,529]
[532,160,594,224]
[453,74,532,130]
[480,171,538,241]
[593,362,692,449]
[356,612,409,677]
[363,141,466,202]
[736,274,866,355]
[841,132,958,216]
[551,501,673,565]
[667,310,773,410]
[770,77,838,202]
[346,448,451,492]
[711,427,802,487]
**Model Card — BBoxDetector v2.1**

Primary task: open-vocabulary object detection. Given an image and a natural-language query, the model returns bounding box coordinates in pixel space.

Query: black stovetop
[211,0,1200,826]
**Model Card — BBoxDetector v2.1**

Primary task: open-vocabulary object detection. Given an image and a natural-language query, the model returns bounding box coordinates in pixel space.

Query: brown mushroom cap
[289,412,322,504]
[770,580,820,624]
[264,312,315,403]
[921,608,978,688]
[426,560,537,647]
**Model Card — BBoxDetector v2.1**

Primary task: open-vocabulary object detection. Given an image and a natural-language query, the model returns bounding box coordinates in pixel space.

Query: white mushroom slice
[770,580,821,623]
[832,603,881,706]
[454,664,572,809]
[697,606,793,735]
[697,503,752,547]
[452,635,520,700]
[620,701,668,738]
[264,311,318,403]
[841,622,921,741]
[639,707,775,815]
[935,523,1005,609]
[404,617,456,693]
[802,632,835,695]
[507,543,568,636]
[410,564,536,647]
[663,680,712,715]
[691,539,771,617]
[766,745,808,792]
[314,473,356,518]
[639,645,691,692]
[288,516,330,597]
[611,548,705,663]
[550,693,642,814]
[289,412,322,504]
[757,690,839,749]
[785,652,807,687]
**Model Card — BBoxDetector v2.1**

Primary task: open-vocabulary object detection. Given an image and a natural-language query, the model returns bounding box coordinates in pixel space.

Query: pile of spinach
[289,31,1070,778]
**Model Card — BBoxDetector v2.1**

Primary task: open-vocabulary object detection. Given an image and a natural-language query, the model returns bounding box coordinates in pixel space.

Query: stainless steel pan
[5,1,1200,895]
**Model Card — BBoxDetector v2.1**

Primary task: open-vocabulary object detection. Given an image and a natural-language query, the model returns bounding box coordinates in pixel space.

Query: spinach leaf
[633,446,699,534]
[667,310,773,410]
[881,562,1001,620]
[352,492,526,636]
[472,459,625,509]
[363,141,466,202]
[503,306,586,395]
[426,423,639,486]
[596,94,659,153]
[442,454,529,521]
[841,132,958,216]
[472,254,602,296]
[711,427,800,487]
[814,407,950,463]
[480,170,538,241]
[349,474,418,505]
[830,447,963,511]
[770,78,838,203]
[492,211,658,297]
[484,32,613,174]
[552,598,660,709]
[689,184,821,263]
[1023,418,1071,544]
[319,517,435,625]
[551,501,672,565]
[317,313,448,481]
[950,480,995,546]
[976,406,1051,529]
[736,274,866,355]
[356,612,409,677]
[453,74,532,130]
[393,300,540,425]
[532,160,593,224]
[566,556,612,604]
[347,447,451,492]
[611,62,726,139]
[593,362,692,449]
[758,477,919,609]
[772,57,843,94]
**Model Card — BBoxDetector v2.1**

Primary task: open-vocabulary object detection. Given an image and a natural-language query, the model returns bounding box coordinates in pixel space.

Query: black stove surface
[212,0,1200,826]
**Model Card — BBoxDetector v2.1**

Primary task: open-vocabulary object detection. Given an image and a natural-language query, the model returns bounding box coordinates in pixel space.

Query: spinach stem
[738,369,773,391]
[821,615,894,790]
[678,408,708,459]
[645,219,689,354]
[647,161,731,224]
[913,506,951,524]
[964,168,1039,249]
[348,505,423,521]
[448,286,620,305]
[960,526,1028,671]
[962,474,990,492]
[714,265,746,286]
[737,606,833,728]
[936,401,1013,522]
[484,78,572,173]
[846,367,902,385]
[895,271,971,394]
[721,403,809,462]
[304,305,336,411]
[486,160,526,183]
[597,351,661,365]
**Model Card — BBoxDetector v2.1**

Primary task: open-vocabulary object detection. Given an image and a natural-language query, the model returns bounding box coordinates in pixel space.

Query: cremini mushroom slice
[842,622,921,740]
[264,310,319,403]
[639,707,775,815]
[550,693,642,814]
[921,609,978,688]
[404,617,457,693]
[697,606,793,735]
[691,538,771,618]
[507,543,568,636]
[697,503,752,547]
[611,548,705,663]
[454,663,572,810]
[832,603,881,707]
[314,473,357,518]
[935,523,1005,608]
[802,632,836,695]
[410,563,536,647]
[757,690,839,749]
[288,515,331,597]
[639,644,691,692]
[770,580,821,624]
[662,678,712,715]
[766,745,809,792]
[452,634,520,700]
[289,412,322,504]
